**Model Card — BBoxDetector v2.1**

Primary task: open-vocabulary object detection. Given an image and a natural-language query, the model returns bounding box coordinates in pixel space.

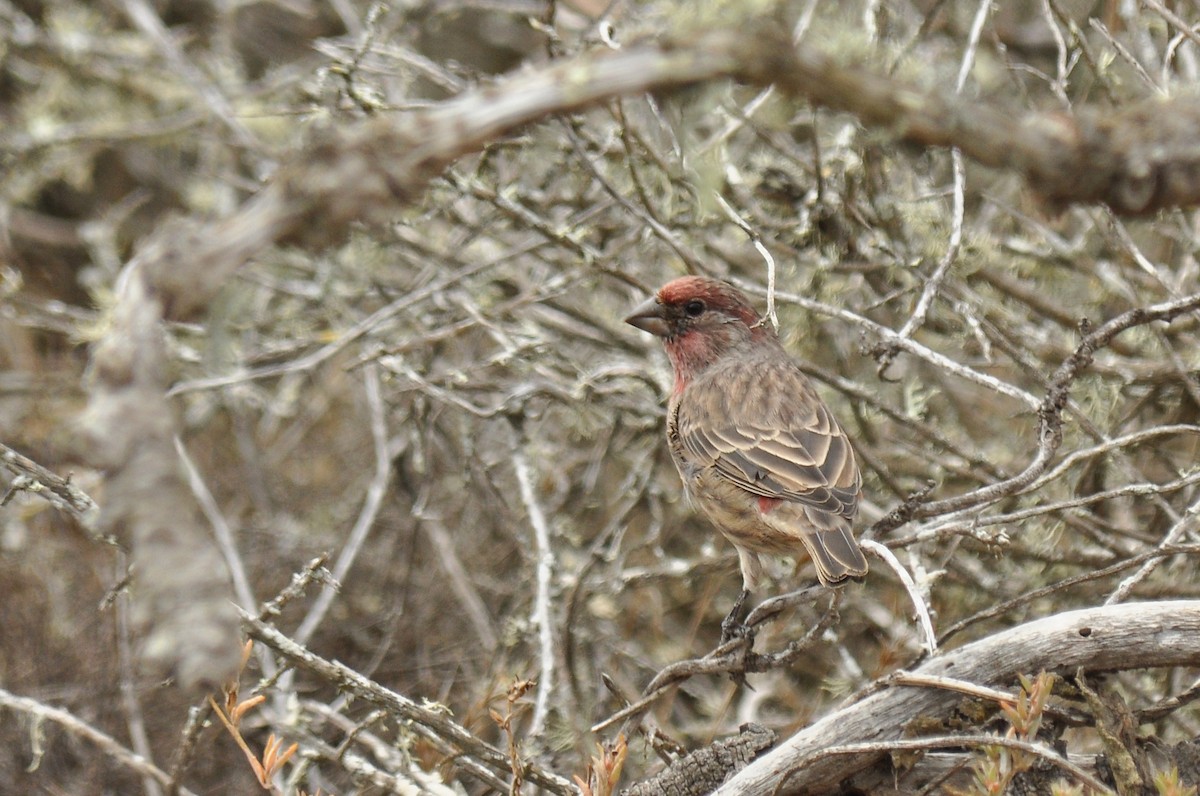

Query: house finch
[625,276,868,606]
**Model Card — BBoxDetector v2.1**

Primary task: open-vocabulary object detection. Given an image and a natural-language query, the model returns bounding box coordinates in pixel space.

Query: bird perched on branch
[625,276,867,628]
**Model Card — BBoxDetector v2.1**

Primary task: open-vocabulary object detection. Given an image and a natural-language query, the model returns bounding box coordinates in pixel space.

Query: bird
[625,276,868,629]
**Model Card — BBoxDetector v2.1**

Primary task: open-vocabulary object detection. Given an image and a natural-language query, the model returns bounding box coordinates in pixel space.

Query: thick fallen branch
[714,600,1200,794]
[624,723,777,796]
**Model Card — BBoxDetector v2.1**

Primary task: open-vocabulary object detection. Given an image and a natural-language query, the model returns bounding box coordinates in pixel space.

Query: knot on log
[623,723,777,796]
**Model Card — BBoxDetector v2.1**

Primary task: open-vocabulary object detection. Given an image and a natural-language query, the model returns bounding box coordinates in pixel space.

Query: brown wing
[676,355,860,520]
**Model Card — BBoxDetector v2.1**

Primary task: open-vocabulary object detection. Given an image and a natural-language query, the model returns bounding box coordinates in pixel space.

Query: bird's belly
[683,467,802,556]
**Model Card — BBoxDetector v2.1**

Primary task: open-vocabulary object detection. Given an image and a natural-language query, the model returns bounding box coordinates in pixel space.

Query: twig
[758,286,1042,409]
[258,555,332,620]
[714,192,778,331]
[742,584,829,627]
[1021,424,1200,491]
[420,517,499,651]
[0,441,106,542]
[278,367,391,730]
[886,671,1089,725]
[1106,493,1200,604]
[0,687,196,796]
[884,147,963,372]
[167,703,211,796]
[1142,0,1200,51]
[898,468,1200,547]
[114,558,163,796]
[1138,673,1200,724]
[937,543,1200,644]
[168,258,503,396]
[590,647,749,734]
[1088,17,1164,93]
[510,421,558,738]
[861,540,936,656]
[882,0,983,368]
[174,436,260,614]
[293,365,392,645]
[775,734,1113,795]
[593,596,836,735]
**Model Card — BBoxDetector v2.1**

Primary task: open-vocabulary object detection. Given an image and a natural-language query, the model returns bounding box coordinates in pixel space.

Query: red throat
[663,331,719,396]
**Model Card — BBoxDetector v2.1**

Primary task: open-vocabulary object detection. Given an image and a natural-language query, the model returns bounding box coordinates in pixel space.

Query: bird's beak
[624,297,670,337]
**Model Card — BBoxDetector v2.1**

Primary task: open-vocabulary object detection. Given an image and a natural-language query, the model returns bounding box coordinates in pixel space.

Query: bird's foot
[719,591,758,688]
[719,589,754,647]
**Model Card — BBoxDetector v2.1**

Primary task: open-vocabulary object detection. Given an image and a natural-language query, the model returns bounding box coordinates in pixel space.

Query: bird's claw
[719,615,753,647]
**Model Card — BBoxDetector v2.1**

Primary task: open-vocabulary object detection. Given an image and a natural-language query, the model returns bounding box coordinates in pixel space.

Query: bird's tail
[800,525,868,585]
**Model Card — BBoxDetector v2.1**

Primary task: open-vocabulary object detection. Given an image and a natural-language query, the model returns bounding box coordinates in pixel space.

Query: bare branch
[0,442,104,540]
[719,601,1200,793]
[511,421,559,739]
[240,610,577,796]
[0,687,195,796]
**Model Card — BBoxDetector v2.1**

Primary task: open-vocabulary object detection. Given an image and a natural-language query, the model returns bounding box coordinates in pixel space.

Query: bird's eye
[684,299,706,317]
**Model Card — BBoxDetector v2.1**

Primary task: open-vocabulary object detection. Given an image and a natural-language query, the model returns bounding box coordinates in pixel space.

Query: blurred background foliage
[3,0,1200,792]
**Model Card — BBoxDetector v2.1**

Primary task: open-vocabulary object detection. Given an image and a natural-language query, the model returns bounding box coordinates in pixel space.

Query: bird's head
[625,276,778,390]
